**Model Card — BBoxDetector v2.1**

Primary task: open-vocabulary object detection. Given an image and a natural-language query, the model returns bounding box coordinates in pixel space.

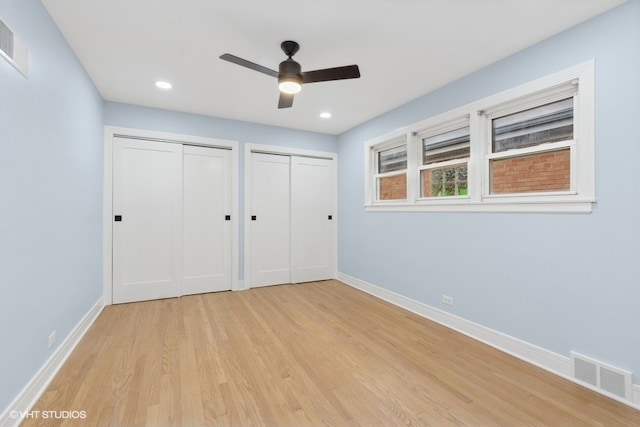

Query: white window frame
[369,137,410,204]
[482,84,578,200]
[417,118,471,201]
[364,60,595,213]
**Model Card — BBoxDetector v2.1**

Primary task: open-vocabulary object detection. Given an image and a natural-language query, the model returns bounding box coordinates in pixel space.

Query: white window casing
[371,138,409,203]
[418,120,470,200]
[364,61,595,213]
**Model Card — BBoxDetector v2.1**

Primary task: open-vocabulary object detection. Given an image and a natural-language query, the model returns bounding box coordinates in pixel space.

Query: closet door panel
[291,156,335,283]
[182,145,232,295]
[112,137,183,304]
[250,153,291,287]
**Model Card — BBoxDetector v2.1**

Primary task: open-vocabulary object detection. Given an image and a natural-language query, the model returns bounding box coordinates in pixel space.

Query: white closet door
[250,153,291,287]
[291,156,335,283]
[182,145,232,295]
[112,138,183,304]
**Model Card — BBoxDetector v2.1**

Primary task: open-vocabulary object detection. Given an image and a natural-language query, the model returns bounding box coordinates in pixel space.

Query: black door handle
[114,215,122,222]
[328,215,333,220]
[251,215,257,221]
[225,215,231,221]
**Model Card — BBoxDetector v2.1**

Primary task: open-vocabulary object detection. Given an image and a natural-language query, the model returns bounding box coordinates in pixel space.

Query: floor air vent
[0,16,28,77]
[571,352,632,400]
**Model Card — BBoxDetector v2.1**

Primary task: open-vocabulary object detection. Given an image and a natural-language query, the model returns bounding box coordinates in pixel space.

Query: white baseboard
[0,297,104,427]
[337,272,640,410]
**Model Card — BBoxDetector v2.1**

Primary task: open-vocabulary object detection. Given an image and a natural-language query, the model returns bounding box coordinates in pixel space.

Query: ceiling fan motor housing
[278,59,302,84]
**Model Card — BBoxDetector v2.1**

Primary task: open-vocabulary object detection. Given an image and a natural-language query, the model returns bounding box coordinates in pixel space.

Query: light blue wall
[103,102,338,279]
[337,0,640,380]
[104,102,337,153]
[0,0,104,413]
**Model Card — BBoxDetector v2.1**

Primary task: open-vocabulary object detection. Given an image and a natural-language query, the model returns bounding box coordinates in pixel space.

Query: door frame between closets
[102,126,240,305]
[243,143,338,289]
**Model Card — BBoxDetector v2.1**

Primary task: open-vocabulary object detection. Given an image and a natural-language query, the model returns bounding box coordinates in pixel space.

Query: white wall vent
[0,16,28,78]
[570,352,633,401]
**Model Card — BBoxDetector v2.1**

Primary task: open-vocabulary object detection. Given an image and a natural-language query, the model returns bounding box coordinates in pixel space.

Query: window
[487,97,574,196]
[364,61,595,213]
[420,126,470,198]
[374,143,407,200]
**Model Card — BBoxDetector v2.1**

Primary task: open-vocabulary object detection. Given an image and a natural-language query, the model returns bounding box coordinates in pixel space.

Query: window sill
[365,198,595,213]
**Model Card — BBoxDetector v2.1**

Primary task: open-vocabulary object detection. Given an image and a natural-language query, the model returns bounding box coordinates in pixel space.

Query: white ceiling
[42,0,626,135]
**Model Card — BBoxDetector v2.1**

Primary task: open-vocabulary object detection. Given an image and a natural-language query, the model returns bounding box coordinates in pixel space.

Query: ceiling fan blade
[302,65,360,84]
[278,93,294,109]
[219,54,278,78]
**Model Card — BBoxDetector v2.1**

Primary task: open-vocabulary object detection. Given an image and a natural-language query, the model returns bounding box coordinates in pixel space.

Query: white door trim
[243,143,338,289]
[103,126,240,306]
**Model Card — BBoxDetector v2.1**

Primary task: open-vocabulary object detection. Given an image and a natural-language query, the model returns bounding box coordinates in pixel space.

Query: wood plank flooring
[23,280,640,426]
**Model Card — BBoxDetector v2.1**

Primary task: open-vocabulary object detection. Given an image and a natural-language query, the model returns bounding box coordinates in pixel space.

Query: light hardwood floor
[24,280,640,426]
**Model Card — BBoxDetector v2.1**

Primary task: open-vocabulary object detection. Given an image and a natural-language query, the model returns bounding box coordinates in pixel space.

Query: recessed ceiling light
[320,112,332,119]
[155,81,173,90]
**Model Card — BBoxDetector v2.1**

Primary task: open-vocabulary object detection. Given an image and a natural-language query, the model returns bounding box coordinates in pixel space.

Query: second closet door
[250,153,291,287]
[249,152,335,288]
[291,156,335,283]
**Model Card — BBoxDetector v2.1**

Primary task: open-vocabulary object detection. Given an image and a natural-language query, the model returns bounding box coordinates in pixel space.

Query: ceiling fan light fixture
[278,76,302,95]
[278,76,302,94]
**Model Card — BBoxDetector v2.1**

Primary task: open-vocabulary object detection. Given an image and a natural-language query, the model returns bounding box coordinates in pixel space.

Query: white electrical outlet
[48,331,56,348]
[442,295,454,305]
